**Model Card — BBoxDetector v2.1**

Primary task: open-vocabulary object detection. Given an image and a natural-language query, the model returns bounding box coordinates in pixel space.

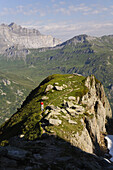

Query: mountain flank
[0,74,112,169]
[1,33,113,127]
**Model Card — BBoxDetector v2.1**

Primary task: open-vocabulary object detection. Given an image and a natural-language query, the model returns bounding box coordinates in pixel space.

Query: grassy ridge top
[0,74,88,144]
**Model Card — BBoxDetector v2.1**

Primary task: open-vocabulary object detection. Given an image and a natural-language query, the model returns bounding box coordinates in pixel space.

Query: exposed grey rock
[66,101,75,108]
[45,84,53,92]
[66,108,78,116]
[42,96,49,100]
[54,82,59,85]
[68,96,76,101]
[63,84,67,88]
[62,115,70,120]
[68,119,77,124]
[79,75,112,153]
[0,23,61,54]
[2,79,11,86]
[44,109,49,115]
[76,96,80,104]
[71,127,93,153]
[61,108,68,114]
[73,73,82,76]
[54,85,63,91]
[49,118,62,126]
[75,105,85,113]
[45,110,61,120]
[63,100,67,107]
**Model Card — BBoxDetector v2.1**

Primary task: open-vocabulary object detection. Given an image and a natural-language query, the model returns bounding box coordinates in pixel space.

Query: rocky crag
[0,23,61,54]
[0,74,112,169]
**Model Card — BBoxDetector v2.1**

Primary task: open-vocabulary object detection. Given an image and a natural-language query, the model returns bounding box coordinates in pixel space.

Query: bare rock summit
[0,22,61,53]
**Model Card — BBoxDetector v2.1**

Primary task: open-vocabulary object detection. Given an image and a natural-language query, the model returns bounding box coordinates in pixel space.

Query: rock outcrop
[0,74,112,169]
[41,75,112,155]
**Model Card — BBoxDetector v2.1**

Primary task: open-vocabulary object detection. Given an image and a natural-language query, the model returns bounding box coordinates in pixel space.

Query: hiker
[41,101,44,111]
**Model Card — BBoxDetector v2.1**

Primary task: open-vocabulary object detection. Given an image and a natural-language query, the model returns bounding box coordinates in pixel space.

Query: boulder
[68,96,76,101]
[45,110,61,120]
[66,101,74,108]
[54,86,63,91]
[66,108,78,116]
[63,84,67,88]
[54,82,59,85]
[76,96,80,104]
[42,96,49,100]
[68,119,77,124]
[49,119,62,126]
[45,85,53,92]
[61,108,68,114]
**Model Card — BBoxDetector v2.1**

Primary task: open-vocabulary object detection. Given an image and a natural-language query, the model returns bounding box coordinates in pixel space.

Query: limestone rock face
[71,128,93,153]
[81,75,112,153]
[43,75,112,154]
[0,23,61,54]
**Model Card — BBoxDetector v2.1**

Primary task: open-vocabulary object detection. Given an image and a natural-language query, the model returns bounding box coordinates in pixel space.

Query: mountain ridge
[0,74,112,169]
[1,32,113,125]
[0,22,61,53]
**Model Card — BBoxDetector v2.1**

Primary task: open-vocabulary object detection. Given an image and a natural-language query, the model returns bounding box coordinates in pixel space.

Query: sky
[0,0,113,41]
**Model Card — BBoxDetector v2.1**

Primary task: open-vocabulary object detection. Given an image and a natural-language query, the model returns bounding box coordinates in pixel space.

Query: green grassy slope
[0,34,113,124]
[0,69,35,124]
[0,74,89,144]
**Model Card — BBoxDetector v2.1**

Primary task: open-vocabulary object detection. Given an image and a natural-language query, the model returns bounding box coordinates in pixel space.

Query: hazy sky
[0,0,113,41]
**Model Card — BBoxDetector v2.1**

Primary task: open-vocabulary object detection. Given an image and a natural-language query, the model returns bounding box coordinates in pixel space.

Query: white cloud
[55,7,70,15]
[55,4,92,15]
[69,4,92,13]
[0,4,47,17]
[54,3,110,16]
[33,21,113,41]
[91,10,100,14]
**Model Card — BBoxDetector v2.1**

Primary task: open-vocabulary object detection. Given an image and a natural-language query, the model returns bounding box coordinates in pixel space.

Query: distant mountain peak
[0,23,62,53]
[8,22,18,27]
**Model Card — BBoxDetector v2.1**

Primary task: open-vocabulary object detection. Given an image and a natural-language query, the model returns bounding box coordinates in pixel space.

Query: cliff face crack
[84,117,101,155]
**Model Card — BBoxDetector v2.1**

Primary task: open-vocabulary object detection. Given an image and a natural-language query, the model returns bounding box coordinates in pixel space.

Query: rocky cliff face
[0,23,61,54]
[41,75,112,154]
[81,76,112,153]
[0,74,112,169]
